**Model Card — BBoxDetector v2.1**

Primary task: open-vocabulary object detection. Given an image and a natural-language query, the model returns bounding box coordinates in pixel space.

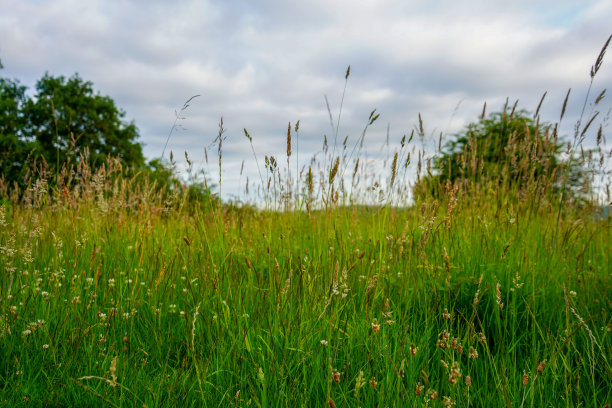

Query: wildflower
[450,361,462,378]
[108,279,115,288]
[426,389,438,400]
[415,382,424,396]
[328,397,336,408]
[537,360,546,374]
[371,318,380,333]
[522,371,529,386]
[22,329,32,337]
[443,308,451,319]
[410,343,419,357]
[443,396,455,407]
[469,346,479,359]
[98,313,107,322]
[43,344,49,349]
[320,339,328,346]
[437,330,450,348]
[465,375,472,387]
[331,368,341,383]
[369,377,377,388]
[478,332,486,344]
[440,359,449,370]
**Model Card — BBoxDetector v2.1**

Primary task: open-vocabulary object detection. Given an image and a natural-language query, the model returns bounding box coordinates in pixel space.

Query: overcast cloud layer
[2,0,611,201]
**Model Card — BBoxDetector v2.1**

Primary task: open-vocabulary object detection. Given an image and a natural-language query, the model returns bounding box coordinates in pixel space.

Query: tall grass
[0,37,611,407]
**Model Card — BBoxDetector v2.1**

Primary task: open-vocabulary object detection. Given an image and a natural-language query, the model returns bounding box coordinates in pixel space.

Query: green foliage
[0,77,40,184]
[0,71,145,188]
[24,73,145,170]
[0,174,609,406]
[413,107,580,202]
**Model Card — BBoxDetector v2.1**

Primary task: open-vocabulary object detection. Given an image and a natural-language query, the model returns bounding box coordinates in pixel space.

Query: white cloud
[1,0,610,202]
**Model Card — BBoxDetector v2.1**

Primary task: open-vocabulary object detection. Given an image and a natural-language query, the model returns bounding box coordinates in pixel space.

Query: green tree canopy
[0,71,145,187]
[413,106,586,203]
[0,76,40,184]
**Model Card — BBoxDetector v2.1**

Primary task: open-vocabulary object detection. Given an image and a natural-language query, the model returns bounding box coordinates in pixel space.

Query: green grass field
[1,141,610,408]
[1,50,611,408]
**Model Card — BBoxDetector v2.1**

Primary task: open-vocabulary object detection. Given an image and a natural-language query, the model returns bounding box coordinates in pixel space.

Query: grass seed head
[371,318,380,333]
[415,383,424,396]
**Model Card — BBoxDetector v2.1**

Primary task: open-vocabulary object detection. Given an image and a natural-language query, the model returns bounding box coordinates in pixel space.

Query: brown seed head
[591,34,611,78]
[332,369,340,383]
[286,122,292,157]
[371,318,380,333]
[426,389,438,400]
[415,383,424,396]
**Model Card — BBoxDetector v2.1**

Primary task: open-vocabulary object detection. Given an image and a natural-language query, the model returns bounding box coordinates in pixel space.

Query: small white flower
[320,339,328,346]
[43,344,49,349]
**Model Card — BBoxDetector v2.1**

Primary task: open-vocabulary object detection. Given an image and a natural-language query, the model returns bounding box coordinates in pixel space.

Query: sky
[1,0,611,203]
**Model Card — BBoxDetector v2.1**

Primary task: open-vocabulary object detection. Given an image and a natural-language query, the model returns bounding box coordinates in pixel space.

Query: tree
[413,106,585,203]
[23,73,145,170]
[0,70,145,188]
[0,76,39,184]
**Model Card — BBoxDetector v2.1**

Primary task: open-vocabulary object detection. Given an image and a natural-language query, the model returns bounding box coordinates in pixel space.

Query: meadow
[1,48,611,407]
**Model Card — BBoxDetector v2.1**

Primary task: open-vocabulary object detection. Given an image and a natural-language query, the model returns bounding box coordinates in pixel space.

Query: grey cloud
[1,0,610,201]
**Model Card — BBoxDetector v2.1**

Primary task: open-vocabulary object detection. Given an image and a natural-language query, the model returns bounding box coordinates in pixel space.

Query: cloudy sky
[1,0,611,201]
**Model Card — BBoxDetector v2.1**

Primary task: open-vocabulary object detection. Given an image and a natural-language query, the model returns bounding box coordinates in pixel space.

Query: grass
[1,39,611,407]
